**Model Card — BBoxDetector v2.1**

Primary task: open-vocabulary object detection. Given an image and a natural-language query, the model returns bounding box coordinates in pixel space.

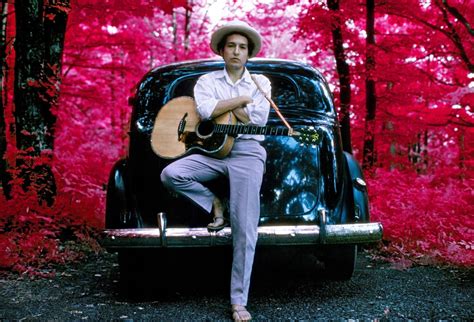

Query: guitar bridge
[177,112,188,141]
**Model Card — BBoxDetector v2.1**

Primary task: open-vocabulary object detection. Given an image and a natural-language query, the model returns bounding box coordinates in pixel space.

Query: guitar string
[214,124,289,136]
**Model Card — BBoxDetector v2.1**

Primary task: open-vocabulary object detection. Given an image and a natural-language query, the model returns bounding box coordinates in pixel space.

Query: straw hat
[210,20,262,58]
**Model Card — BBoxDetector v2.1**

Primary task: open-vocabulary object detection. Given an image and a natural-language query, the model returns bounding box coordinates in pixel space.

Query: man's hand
[232,96,252,123]
[239,95,253,107]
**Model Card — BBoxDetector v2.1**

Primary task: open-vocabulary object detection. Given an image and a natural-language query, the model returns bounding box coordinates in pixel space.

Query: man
[160,20,271,321]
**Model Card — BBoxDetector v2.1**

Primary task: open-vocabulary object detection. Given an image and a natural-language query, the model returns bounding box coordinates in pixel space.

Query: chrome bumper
[101,222,383,249]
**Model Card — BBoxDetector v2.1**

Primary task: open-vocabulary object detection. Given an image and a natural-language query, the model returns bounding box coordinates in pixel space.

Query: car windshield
[169,72,335,124]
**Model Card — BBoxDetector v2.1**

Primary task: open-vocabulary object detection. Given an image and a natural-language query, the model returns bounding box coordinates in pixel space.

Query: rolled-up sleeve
[194,75,218,120]
[244,75,271,126]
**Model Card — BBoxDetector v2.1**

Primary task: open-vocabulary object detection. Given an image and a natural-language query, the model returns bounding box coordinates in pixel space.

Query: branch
[427,118,474,128]
[386,6,474,72]
[198,0,218,38]
[435,0,474,72]
[414,66,458,86]
[442,0,474,36]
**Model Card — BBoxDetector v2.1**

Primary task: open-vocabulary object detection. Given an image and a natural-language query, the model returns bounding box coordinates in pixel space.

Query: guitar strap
[250,74,294,135]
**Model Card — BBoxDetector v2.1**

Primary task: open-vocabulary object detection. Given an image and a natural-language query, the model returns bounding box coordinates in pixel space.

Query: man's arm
[231,107,250,124]
[241,75,271,126]
[211,96,253,123]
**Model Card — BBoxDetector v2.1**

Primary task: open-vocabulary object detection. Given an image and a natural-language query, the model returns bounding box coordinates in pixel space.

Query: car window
[267,74,333,123]
[169,73,334,120]
[170,76,198,98]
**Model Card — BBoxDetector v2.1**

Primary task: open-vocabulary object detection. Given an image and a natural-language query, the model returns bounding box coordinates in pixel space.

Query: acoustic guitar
[151,96,320,159]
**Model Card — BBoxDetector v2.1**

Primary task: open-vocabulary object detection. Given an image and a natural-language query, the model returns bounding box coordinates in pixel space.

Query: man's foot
[207,215,228,231]
[207,197,228,232]
[232,305,251,321]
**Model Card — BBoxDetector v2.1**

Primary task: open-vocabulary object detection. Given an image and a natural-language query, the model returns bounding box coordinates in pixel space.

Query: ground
[0,248,472,320]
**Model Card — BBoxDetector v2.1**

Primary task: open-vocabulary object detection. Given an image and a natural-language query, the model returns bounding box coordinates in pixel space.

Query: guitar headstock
[294,126,320,146]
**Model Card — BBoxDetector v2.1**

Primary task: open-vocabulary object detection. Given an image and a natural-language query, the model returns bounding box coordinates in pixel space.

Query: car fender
[105,158,143,228]
[343,152,370,223]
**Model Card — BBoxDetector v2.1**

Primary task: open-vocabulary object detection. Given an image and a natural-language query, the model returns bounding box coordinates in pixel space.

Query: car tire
[118,249,147,295]
[322,244,357,280]
[118,249,170,296]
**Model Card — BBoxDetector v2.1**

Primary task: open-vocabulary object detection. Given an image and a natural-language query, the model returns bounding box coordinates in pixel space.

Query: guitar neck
[215,124,292,136]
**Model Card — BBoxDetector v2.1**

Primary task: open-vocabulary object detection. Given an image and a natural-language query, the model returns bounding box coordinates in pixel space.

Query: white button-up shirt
[194,68,271,141]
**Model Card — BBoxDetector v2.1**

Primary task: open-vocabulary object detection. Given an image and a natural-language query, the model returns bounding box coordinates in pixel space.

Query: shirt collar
[219,67,252,85]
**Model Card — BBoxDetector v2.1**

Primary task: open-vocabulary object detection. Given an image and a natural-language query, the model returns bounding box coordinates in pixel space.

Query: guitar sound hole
[196,121,215,138]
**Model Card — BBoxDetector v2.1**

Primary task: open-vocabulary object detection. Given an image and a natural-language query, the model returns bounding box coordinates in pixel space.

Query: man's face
[220,33,249,71]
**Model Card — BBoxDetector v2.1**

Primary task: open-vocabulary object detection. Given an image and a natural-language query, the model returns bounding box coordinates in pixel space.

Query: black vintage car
[102,58,383,285]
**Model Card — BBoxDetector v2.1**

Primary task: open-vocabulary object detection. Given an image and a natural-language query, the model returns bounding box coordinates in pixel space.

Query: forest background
[1,0,473,275]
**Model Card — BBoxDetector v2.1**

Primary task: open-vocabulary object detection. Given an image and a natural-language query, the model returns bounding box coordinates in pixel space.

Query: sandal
[207,215,228,232]
[232,305,251,322]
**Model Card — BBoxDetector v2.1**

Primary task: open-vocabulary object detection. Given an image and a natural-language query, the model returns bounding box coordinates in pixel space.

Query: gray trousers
[160,140,266,306]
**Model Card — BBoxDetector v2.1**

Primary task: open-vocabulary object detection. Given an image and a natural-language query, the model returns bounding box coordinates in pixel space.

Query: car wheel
[118,249,147,295]
[322,244,357,280]
[118,249,170,296]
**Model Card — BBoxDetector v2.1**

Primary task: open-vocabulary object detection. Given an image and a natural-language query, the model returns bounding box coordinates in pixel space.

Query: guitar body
[151,96,236,159]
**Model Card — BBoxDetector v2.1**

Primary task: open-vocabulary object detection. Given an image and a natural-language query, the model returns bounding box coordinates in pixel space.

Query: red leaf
[26,79,41,88]
[45,13,56,21]
[155,0,190,15]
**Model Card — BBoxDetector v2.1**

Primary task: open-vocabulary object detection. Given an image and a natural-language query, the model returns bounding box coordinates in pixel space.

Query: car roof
[144,58,325,81]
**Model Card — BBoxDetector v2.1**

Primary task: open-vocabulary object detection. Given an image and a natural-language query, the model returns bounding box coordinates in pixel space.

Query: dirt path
[1,249,472,320]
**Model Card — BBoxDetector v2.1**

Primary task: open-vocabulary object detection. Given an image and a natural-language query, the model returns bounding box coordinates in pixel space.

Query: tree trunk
[184,0,191,54]
[44,0,69,110]
[458,127,465,180]
[362,0,377,169]
[0,1,12,198]
[327,0,352,153]
[172,10,178,61]
[14,0,70,205]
